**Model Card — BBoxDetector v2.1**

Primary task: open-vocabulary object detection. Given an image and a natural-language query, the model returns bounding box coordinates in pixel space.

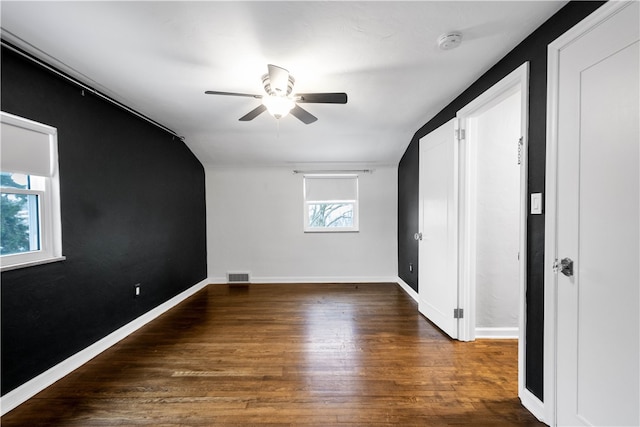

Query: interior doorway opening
[417,62,533,412]
[456,62,530,409]
[466,88,522,339]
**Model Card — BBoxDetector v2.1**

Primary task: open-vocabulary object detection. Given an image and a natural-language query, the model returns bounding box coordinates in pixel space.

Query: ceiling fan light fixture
[262,95,295,119]
[205,64,345,124]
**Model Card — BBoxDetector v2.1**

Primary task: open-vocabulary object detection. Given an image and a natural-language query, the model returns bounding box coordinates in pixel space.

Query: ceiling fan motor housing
[262,73,295,96]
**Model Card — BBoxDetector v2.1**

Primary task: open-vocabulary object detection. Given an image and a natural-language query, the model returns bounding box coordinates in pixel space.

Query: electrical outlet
[134,283,141,297]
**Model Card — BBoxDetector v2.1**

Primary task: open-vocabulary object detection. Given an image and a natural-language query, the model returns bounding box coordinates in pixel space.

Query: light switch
[531,193,542,214]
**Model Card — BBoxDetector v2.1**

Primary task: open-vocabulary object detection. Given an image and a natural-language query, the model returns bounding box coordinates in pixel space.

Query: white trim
[0,255,66,272]
[208,276,398,285]
[544,3,630,426]
[0,278,210,416]
[474,327,519,339]
[396,277,419,302]
[520,387,546,424]
[545,28,561,427]
[456,114,474,342]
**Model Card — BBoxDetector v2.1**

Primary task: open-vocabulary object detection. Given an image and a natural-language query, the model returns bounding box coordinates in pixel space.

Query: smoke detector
[437,32,463,50]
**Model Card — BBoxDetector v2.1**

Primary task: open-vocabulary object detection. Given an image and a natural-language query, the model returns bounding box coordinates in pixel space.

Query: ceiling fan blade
[267,64,290,95]
[239,104,267,121]
[290,104,318,124]
[205,90,262,98]
[295,93,347,104]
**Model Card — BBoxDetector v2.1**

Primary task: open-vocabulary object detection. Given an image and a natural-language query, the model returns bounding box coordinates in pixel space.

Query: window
[1,112,64,271]
[303,174,359,232]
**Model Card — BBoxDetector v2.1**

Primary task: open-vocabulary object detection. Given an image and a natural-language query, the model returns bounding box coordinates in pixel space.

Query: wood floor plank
[1,283,543,426]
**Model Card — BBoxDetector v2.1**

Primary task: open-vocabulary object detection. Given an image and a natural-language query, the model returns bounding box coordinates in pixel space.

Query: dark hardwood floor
[2,283,543,426]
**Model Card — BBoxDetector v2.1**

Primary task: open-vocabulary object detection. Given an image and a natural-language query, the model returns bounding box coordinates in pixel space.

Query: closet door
[550,3,639,425]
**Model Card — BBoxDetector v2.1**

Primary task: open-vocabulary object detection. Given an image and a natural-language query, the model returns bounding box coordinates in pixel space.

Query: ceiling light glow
[262,95,295,119]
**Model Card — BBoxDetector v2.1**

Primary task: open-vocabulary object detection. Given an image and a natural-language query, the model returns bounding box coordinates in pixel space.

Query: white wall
[206,166,398,283]
[472,90,521,329]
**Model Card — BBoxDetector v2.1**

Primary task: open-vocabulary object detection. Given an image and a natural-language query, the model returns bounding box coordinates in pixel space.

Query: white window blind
[1,117,56,177]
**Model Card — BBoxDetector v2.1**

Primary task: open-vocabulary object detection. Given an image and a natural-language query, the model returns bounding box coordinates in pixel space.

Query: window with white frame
[303,174,359,232]
[1,112,64,271]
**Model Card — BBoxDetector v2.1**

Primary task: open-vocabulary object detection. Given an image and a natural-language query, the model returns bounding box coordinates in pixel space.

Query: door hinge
[518,137,524,165]
[455,128,465,141]
[454,308,464,319]
[553,259,559,274]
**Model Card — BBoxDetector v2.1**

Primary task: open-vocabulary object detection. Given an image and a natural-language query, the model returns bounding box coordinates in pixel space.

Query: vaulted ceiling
[1,1,566,168]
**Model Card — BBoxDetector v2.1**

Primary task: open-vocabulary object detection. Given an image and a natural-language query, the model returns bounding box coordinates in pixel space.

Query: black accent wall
[397,1,605,400]
[398,139,420,291]
[1,47,208,395]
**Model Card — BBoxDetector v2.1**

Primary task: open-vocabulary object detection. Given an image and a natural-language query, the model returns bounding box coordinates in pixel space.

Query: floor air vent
[227,272,250,284]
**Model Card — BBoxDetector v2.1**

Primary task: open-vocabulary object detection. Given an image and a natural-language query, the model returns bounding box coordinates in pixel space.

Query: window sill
[1,255,66,272]
[304,229,360,233]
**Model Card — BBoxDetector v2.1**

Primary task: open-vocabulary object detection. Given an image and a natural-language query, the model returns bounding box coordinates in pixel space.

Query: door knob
[414,232,422,241]
[560,257,574,277]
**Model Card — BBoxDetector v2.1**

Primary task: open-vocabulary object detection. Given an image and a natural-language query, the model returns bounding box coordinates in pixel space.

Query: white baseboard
[396,277,418,302]
[475,327,519,339]
[520,387,546,424]
[208,276,399,284]
[0,278,210,416]
[210,276,418,303]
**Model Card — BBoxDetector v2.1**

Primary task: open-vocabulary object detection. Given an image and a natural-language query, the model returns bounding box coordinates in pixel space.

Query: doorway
[462,87,522,340]
[417,83,525,341]
[456,61,529,403]
[417,62,530,405]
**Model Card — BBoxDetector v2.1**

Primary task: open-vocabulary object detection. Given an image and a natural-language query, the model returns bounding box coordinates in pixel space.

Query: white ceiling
[1,1,566,168]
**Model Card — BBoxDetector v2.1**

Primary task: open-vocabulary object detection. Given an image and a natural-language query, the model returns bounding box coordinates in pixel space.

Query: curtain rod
[0,37,183,141]
[293,169,372,174]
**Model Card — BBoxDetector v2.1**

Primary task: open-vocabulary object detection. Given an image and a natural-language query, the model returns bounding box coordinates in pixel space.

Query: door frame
[544,2,631,425]
[456,62,529,398]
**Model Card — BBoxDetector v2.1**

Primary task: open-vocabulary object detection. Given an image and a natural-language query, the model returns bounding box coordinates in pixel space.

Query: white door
[550,2,639,425]
[418,119,458,339]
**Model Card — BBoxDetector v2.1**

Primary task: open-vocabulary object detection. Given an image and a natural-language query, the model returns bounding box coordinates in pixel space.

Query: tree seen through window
[0,173,38,255]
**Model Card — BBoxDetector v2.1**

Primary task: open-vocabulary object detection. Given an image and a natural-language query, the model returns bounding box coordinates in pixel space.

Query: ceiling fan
[205,64,347,124]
